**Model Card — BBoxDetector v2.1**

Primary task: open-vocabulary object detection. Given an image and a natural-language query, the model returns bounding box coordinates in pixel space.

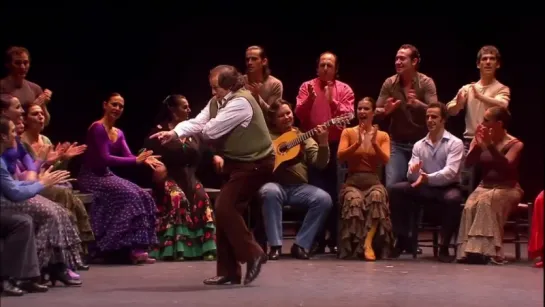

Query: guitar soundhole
[278,143,288,155]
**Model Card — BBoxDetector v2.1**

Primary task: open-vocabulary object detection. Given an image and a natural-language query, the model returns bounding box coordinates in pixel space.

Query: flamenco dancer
[151,65,273,285]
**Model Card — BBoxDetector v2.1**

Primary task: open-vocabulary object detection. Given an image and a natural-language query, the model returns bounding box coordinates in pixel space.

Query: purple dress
[77,122,158,254]
[1,141,83,270]
[2,138,40,176]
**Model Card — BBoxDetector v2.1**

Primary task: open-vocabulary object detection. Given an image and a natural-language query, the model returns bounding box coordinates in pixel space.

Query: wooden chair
[335,162,349,259]
[503,202,532,261]
[412,169,472,259]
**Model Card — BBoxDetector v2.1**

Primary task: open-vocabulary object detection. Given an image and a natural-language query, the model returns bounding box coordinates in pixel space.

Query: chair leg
[514,220,521,261]
[432,230,439,257]
[411,212,420,259]
[336,203,341,259]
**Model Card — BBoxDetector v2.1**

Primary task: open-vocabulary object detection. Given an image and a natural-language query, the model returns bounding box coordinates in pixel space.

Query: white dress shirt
[173,92,253,140]
[407,130,465,187]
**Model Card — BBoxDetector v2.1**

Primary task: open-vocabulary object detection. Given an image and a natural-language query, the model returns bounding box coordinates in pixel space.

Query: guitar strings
[284,115,348,149]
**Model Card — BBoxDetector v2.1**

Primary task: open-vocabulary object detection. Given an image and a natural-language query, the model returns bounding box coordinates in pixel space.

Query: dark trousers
[309,141,339,247]
[214,156,273,279]
[0,213,40,280]
[388,182,464,246]
[462,138,480,192]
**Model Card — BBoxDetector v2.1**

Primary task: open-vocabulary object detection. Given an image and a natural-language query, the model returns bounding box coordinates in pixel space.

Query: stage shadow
[106,284,254,293]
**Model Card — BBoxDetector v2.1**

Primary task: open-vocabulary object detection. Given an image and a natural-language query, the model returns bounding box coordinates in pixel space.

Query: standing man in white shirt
[151,65,273,286]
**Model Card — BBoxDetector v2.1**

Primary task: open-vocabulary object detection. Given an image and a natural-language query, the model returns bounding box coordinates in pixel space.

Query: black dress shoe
[438,247,455,263]
[19,281,49,293]
[290,244,309,260]
[268,246,281,260]
[203,276,241,285]
[1,280,24,297]
[310,242,325,255]
[77,264,90,271]
[403,247,423,255]
[243,254,267,286]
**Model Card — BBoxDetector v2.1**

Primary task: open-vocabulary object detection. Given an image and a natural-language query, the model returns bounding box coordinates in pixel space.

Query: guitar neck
[285,120,334,149]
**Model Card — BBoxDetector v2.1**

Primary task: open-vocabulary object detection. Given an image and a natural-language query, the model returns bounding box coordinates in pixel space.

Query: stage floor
[2,244,543,307]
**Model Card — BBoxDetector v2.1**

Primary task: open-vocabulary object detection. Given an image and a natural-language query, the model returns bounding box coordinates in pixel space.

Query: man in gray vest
[150,65,273,286]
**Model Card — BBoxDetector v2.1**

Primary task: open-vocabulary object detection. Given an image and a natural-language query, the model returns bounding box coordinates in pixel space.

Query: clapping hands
[409,160,428,188]
[384,97,401,115]
[475,124,492,148]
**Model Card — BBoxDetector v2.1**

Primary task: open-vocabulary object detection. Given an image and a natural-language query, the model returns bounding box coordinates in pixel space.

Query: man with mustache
[0,47,52,126]
[387,102,464,262]
[375,44,438,189]
[244,46,283,112]
[295,51,355,254]
[446,46,510,189]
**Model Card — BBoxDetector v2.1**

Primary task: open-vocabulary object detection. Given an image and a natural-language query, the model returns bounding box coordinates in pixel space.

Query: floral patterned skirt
[149,180,217,260]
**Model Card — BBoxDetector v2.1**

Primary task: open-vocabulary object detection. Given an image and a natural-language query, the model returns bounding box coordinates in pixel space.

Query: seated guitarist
[259,99,333,260]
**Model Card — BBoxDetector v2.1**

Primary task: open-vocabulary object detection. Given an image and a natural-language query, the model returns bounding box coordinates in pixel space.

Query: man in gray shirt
[0,46,51,125]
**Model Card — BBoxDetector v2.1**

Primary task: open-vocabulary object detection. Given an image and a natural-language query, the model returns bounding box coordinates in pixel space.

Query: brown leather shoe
[243,254,267,285]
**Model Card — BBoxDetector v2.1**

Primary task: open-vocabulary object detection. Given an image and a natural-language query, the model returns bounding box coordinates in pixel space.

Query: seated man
[259,99,332,260]
[388,102,465,262]
[0,212,48,296]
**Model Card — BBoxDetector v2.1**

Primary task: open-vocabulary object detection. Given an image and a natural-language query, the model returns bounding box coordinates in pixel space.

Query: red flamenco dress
[528,190,543,268]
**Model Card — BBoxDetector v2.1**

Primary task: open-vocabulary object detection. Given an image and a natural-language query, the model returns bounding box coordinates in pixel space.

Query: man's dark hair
[477,45,501,64]
[246,45,271,79]
[4,46,30,64]
[317,51,339,78]
[428,102,448,120]
[399,44,421,65]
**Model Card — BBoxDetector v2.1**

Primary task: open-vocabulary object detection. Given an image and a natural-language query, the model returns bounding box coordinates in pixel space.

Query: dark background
[2,10,544,201]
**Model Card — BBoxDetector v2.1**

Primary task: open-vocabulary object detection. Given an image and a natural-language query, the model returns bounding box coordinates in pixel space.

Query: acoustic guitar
[272,113,354,171]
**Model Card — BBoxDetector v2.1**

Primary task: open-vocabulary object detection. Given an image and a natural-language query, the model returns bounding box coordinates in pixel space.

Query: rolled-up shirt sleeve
[202,97,253,140]
[173,100,212,138]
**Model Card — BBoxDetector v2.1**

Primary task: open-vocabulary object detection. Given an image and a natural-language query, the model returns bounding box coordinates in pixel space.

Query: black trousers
[388,182,464,246]
[309,141,340,247]
[0,213,40,280]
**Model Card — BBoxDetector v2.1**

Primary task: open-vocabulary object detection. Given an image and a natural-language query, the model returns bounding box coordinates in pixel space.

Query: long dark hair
[154,94,187,124]
[246,45,271,80]
[0,94,15,112]
[487,106,512,130]
[0,117,11,150]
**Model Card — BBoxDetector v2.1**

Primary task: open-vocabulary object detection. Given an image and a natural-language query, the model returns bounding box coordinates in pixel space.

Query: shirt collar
[392,72,421,89]
[218,91,235,106]
[424,129,452,145]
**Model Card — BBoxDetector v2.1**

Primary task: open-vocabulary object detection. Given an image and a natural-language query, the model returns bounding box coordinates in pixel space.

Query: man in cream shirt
[447,45,510,148]
[447,45,510,190]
